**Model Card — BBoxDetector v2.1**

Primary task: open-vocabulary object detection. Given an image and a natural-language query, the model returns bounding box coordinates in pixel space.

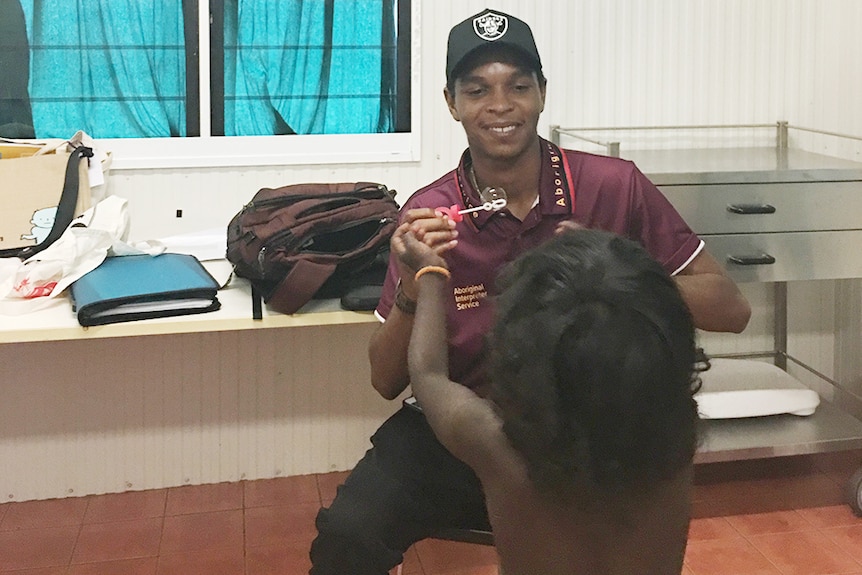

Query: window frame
[82,0,420,170]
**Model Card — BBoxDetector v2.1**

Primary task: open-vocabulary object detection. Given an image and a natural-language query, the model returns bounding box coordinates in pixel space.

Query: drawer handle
[727,254,776,266]
[727,203,776,214]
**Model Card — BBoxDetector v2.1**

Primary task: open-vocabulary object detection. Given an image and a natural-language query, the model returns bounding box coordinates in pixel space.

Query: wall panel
[4,0,861,501]
[0,325,397,502]
[114,0,862,240]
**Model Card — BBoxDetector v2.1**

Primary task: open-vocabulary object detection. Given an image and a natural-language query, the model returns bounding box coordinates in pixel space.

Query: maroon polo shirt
[377,138,702,390]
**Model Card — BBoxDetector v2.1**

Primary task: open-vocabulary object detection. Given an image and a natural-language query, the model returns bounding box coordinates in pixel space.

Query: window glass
[0,0,413,167]
[218,0,399,136]
[10,0,190,139]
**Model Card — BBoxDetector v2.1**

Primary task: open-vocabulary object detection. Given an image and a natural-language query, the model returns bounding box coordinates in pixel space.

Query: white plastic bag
[0,195,162,314]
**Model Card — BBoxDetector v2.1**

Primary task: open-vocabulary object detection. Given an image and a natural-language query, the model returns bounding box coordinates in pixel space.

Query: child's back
[404,228,703,575]
[484,446,691,575]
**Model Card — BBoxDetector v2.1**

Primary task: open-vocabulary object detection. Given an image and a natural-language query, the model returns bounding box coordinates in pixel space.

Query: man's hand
[555,219,584,235]
[403,207,459,248]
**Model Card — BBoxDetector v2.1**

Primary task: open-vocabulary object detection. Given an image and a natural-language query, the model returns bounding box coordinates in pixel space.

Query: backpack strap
[267,258,338,314]
[12,145,94,260]
[251,284,263,320]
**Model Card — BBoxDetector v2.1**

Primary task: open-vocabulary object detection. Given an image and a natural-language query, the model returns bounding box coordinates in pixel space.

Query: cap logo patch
[473,12,508,41]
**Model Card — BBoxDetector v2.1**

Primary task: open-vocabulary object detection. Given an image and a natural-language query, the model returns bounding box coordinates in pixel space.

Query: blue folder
[70,253,221,326]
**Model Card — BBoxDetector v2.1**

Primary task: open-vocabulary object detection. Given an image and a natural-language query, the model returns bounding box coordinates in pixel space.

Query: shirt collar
[455,138,574,227]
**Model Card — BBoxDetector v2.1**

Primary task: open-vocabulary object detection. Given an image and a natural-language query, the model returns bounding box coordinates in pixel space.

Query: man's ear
[443,87,461,122]
[539,79,547,114]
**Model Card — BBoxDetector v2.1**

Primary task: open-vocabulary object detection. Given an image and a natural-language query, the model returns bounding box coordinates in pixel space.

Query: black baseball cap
[446,9,542,84]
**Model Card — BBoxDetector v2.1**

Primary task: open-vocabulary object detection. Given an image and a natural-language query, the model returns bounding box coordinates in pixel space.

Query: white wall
[3,0,862,501]
[114,0,862,241]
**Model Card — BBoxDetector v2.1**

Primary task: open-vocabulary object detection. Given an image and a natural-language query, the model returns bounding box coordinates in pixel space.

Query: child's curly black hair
[488,229,707,502]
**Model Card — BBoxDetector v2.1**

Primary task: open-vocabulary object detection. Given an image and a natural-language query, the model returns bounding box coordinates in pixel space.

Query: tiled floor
[0,450,861,575]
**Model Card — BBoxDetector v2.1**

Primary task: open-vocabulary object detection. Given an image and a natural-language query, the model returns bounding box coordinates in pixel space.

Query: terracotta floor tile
[398,545,423,574]
[246,538,313,575]
[796,504,862,528]
[724,510,812,536]
[8,463,862,575]
[690,494,785,518]
[687,516,741,540]
[316,470,351,504]
[245,502,319,548]
[83,489,167,523]
[0,496,88,530]
[690,497,732,519]
[67,556,159,575]
[0,568,67,575]
[683,537,782,575]
[164,482,243,516]
[0,525,79,571]
[821,523,862,564]
[387,546,423,575]
[156,546,244,575]
[160,509,243,554]
[244,474,320,508]
[71,517,162,564]
[414,538,498,575]
[748,529,861,575]
[431,566,499,575]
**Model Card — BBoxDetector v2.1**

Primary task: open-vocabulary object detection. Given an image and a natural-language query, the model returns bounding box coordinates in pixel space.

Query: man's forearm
[368,305,414,400]
[674,273,751,333]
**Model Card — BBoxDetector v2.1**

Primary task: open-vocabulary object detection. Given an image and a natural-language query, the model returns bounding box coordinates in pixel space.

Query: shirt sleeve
[374,178,457,321]
[375,192,425,321]
[627,165,703,275]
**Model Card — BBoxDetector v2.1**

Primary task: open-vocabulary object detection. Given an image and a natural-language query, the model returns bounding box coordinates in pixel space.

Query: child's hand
[391,209,456,299]
[392,224,448,273]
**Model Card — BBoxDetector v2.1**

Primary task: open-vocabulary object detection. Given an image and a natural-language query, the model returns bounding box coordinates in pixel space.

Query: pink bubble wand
[435,197,507,223]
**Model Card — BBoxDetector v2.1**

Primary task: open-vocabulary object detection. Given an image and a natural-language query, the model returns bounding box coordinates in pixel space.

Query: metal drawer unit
[551,124,862,514]
[628,146,862,285]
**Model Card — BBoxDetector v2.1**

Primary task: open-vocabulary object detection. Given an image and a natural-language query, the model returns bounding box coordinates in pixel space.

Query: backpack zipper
[255,215,395,276]
[244,184,389,211]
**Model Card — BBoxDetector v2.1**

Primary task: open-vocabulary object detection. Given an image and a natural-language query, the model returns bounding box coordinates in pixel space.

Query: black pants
[309,406,491,575]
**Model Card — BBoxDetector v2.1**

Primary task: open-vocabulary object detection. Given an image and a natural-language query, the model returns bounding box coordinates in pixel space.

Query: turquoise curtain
[20,0,186,139]
[224,0,396,136]
[17,0,396,139]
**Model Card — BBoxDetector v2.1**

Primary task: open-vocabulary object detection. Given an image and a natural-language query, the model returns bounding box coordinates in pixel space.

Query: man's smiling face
[445,51,546,165]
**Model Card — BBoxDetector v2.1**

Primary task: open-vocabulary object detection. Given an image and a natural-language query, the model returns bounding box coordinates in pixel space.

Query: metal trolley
[551,122,862,514]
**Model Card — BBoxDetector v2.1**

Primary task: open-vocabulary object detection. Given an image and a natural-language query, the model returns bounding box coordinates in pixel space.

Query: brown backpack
[226,182,399,315]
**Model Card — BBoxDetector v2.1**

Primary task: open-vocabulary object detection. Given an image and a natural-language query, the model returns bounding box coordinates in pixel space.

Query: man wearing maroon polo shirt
[309,8,751,575]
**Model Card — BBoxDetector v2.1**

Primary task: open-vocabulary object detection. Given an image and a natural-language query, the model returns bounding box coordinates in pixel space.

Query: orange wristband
[414,265,451,282]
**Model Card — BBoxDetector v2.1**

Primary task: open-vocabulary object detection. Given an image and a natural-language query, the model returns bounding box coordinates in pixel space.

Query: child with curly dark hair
[398,226,705,575]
